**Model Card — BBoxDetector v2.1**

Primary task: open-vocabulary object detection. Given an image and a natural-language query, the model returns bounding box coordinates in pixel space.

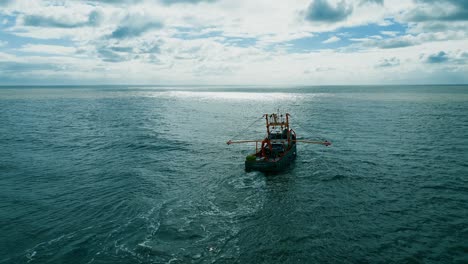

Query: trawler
[227,113,331,172]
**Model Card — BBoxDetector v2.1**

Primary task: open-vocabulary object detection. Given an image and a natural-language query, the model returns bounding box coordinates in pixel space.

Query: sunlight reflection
[146,91,311,101]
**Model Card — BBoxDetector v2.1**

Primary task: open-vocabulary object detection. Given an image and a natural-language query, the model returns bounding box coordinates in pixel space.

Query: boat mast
[264,112,291,135]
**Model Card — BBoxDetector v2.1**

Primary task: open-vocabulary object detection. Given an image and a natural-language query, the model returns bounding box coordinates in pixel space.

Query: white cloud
[0,0,466,84]
[353,31,468,49]
[381,31,398,37]
[18,44,76,55]
[4,37,466,85]
[3,0,399,43]
[322,36,340,43]
[349,37,370,42]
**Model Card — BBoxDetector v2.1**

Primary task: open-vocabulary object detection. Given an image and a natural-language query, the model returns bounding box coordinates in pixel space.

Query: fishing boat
[227,112,331,172]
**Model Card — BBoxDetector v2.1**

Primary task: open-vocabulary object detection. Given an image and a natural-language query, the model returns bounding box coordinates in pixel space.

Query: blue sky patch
[287,19,408,53]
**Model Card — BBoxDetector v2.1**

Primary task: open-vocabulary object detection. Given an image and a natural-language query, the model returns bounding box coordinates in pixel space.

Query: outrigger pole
[226,139,331,146]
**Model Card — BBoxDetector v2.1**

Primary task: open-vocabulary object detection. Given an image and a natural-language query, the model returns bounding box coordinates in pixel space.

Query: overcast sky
[0,0,467,85]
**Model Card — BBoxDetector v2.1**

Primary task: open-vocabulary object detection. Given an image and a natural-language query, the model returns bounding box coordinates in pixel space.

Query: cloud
[0,40,7,47]
[304,0,353,23]
[455,51,468,63]
[425,51,449,63]
[0,0,467,85]
[88,10,103,26]
[381,31,398,37]
[376,57,400,67]
[0,61,61,73]
[18,44,76,55]
[353,31,467,49]
[193,64,238,76]
[0,0,12,6]
[323,36,341,43]
[96,41,161,62]
[91,0,143,3]
[377,38,414,49]
[21,10,102,28]
[304,66,336,73]
[109,46,134,53]
[350,37,404,48]
[160,0,217,5]
[423,49,468,65]
[111,15,163,39]
[97,48,128,62]
[404,0,468,22]
[360,0,384,5]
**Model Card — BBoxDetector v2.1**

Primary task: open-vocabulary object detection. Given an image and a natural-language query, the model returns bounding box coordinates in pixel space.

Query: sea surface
[0,85,467,263]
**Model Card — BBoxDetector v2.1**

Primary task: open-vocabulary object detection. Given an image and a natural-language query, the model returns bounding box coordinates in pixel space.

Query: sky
[0,0,467,85]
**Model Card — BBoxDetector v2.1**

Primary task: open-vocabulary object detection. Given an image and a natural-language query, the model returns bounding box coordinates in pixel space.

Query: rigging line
[293,119,327,141]
[295,118,346,145]
[229,115,264,140]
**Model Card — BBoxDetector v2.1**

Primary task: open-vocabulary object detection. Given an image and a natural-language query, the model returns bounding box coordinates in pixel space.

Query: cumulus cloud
[376,57,400,67]
[304,0,353,23]
[21,10,102,28]
[404,0,468,22]
[97,48,128,62]
[421,50,466,64]
[96,40,162,63]
[426,51,449,63]
[111,15,163,39]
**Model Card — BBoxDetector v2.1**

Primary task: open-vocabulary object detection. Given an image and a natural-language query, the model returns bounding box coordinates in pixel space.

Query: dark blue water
[1,86,467,263]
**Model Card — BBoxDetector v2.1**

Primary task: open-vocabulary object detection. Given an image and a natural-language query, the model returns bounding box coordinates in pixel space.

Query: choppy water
[1,85,467,263]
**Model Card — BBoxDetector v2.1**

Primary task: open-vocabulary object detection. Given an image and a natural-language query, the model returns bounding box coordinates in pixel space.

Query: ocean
[0,85,467,263]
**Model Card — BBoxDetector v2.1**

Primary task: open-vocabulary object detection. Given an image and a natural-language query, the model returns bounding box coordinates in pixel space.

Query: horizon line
[1,83,468,87]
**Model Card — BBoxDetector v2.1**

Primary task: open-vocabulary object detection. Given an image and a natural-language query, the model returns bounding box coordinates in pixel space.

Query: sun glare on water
[150,91,309,101]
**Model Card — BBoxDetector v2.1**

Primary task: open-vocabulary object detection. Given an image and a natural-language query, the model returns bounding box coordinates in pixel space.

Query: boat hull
[245,144,297,172]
